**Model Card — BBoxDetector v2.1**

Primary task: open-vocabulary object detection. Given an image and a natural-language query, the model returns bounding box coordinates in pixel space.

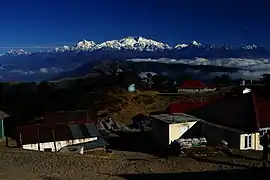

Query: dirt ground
[0,147,269,180]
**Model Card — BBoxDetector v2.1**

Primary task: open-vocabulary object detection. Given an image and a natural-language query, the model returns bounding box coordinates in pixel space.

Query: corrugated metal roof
[85,123,101,137]
[17,122,101,145]
[65,138,108,151]
[69,124,84,139]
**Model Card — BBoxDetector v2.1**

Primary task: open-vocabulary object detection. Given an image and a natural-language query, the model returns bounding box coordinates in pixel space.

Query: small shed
[132,113,151,129]
[151,113,198,149]
[16,121,102,152]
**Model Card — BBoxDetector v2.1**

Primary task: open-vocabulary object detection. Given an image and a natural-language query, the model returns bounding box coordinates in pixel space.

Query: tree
[178,75,191,83]
[152,75,173,90]
[261,74,270,85]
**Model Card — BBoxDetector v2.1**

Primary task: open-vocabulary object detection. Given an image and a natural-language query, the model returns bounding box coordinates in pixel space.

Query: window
[244,135,252,149]
[44,148,52,152]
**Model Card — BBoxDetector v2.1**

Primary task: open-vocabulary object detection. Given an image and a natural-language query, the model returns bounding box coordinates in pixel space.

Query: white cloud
[40,68,48,73]
[129,57,270,80]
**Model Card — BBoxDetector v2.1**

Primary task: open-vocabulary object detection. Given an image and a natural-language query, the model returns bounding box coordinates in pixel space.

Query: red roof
[178,80,206,89]
[167,101,210,114]
[252,93,270,129]
[167,95,224,114]
[185,92,270,132]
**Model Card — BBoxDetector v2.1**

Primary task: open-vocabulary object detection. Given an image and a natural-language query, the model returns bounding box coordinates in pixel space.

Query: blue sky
[0,0,269,52]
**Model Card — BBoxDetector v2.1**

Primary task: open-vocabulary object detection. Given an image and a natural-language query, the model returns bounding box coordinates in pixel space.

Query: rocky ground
[0,147,269,180]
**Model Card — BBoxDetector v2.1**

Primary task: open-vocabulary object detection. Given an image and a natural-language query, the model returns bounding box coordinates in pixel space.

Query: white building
[151,113,197,149]
[17,122,104,152]
[151,104,267,151]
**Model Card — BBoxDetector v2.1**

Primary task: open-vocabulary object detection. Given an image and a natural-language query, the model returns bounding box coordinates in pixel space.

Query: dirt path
[0,148,267,180]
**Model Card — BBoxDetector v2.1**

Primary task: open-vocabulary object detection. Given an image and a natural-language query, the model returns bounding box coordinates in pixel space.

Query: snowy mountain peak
[242,44,258,50]
[174,44,188,49]
[76,39,96,49]
[5,49,29,56]
[191,41,202,46]
[94,36,172,51]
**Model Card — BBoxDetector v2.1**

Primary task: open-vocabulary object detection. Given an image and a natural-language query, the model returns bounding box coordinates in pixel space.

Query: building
[177,80,216,93]
[151,113,198,149]
[185,92,270,150]
[16,121,106,152]
[132,113,151,129]
[0,111,9,139]
[151,92,270,151]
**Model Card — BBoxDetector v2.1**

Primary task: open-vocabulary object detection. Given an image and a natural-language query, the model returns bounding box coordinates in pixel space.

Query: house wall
[198,122,241,149]
[152,118,169,149]
[178,88,216,94]
[22,137,97,152]
[168,121,197,144]
[240,133,262,150]
[152,118,196,149]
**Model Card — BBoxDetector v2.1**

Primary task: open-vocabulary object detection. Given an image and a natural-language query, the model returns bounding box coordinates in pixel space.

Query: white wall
[169,121,197,144]
[152,118,197,149]
[178,88,216,93]
[22,137,97,152]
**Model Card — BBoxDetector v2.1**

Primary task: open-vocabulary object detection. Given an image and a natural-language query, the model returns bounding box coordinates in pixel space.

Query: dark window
[44,148,52,152]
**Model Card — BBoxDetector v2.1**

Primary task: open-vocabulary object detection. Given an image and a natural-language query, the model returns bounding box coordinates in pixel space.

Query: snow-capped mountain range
[2,36,264,56]
[0,36,269,82]
[53,36,261,53]
[54,36,172,52]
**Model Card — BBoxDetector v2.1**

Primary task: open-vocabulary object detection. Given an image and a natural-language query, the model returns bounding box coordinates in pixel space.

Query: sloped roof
[37,110,97,124]
[178,80,206,89]
[166,96,222,114]
[167,101,210,114]
[132,113,149,122]
[65,137,108,151]
[186,93,270,133]
[252,94,270,129]
[17,121,101,145]
[0,111,9,120]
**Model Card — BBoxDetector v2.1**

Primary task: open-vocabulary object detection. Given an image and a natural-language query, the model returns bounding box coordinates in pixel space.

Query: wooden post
[52,130,57,152]
[19,131,22,148]
[37,127,40,151]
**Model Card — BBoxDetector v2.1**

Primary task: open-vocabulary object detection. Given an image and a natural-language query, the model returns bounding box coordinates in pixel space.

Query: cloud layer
[129,58,270,80]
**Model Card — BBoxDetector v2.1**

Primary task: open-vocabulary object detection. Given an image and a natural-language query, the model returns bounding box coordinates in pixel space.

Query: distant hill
[51,60,241,82]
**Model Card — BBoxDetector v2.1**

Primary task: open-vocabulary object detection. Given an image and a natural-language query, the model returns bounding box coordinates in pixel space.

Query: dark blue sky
[0,0,269,52]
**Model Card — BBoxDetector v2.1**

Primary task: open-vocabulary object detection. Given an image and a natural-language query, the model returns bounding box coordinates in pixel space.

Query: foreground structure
[151,92,270,151]
[17,121,106,152]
